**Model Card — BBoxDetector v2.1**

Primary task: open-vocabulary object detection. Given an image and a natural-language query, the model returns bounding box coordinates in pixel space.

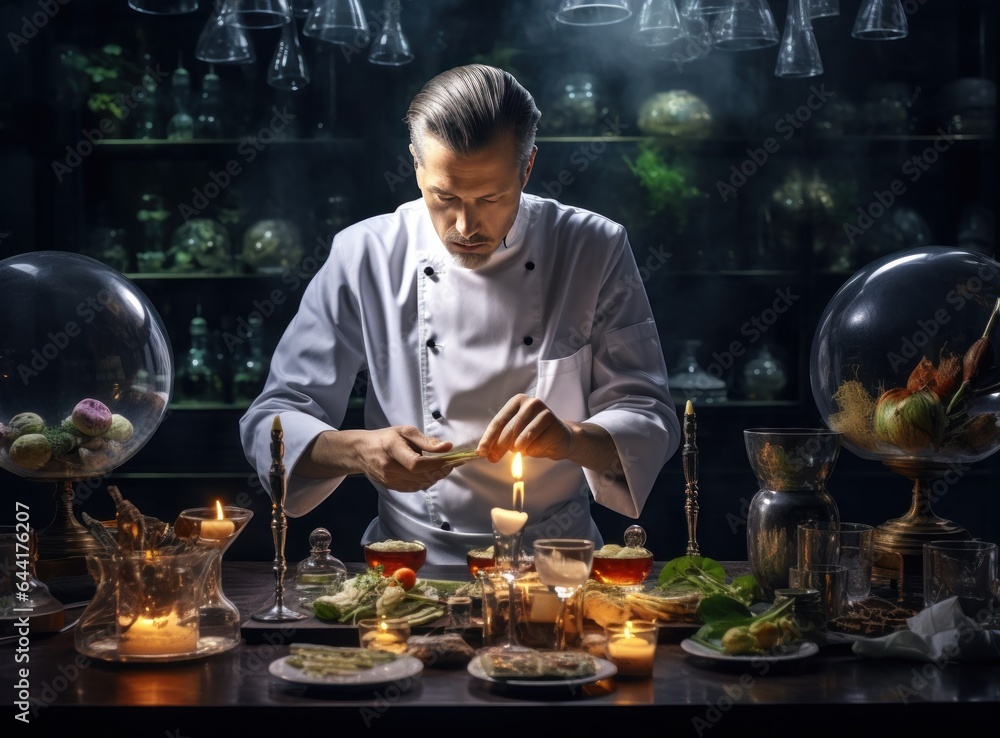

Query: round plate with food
[467,647,617,688]
[269,644,424,688]
[680,638,819,662]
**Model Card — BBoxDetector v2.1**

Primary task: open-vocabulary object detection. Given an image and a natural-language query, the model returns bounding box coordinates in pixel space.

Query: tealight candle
[358,617,410,654]
[199,500,235,540]
[605,620,657,678]
[119,610,199,657]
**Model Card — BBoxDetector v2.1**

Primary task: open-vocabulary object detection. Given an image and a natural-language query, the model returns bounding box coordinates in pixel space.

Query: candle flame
[215,500,225,520]
[511,452,524,511]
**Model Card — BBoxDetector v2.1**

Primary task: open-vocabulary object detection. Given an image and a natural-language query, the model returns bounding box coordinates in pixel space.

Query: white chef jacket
[239,193,680,564]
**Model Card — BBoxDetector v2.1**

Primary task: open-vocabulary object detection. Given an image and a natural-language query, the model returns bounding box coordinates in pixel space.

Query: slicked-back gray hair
[405,64,541,179]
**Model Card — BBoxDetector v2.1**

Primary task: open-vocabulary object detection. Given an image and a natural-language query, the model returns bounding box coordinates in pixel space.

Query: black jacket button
[440,522,451,531]
[431,410,442,419]
[525,261,535,270]
[423,266,435,276]
[523,336,533,346]
[426,339,436,349]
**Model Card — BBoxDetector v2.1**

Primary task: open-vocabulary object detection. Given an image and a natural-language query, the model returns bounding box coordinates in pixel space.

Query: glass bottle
[668,339,728,405]
[744,429,842,599]
[232,313,269,404]
[193,65,224,139]
[133,60,161,140]
[741,344,788,401]
[175,307,224,403]
[167,56,195,141]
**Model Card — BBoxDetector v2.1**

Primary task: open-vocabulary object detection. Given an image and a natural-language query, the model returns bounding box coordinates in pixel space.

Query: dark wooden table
[4,561,998,736]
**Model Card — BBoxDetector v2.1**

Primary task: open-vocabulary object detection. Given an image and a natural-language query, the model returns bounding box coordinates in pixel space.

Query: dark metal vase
[744,429,842,598]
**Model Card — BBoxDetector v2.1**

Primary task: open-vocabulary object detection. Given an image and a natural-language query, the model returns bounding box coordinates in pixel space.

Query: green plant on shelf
[623,142,703,230]
[62,44,144,124]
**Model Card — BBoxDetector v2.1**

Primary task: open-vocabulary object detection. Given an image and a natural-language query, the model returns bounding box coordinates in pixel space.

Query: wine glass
[532,539,595,650]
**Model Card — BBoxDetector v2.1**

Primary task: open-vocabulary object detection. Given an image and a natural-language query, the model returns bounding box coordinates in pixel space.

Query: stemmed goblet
[532,539,594,651]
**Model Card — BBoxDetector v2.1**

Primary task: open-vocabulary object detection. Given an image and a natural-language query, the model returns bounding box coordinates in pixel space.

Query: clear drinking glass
[852,0,908,40]
[532,539,595,650]
[630,0,687,47]
[710,0,779,51]
[555,0,633,26]
[367,0,414,66]
[196,3,256,65]
[809,0,839,18]
[224,0,291,29]
[303,0,370,46]
[923,540,999,619]
[775,0,823,78]
[797,521,874,603]
[269,13,310,90]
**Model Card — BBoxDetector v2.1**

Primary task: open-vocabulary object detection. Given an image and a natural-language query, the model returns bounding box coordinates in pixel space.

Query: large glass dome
[811,247,1000,466]
[0,251,173,480]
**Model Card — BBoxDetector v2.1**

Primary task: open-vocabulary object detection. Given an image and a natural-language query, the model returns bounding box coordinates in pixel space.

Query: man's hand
[297,426,456,492]
[477,393,575,463]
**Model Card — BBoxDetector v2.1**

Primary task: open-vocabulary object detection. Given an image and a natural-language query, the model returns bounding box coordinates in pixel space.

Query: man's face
[412,134,535,270]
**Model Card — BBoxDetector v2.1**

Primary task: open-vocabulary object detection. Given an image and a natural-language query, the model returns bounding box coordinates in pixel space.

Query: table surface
[4,561,998,736]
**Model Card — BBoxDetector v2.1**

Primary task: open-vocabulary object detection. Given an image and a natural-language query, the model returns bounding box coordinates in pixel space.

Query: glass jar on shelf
[739,344,788,401]
[175,308,224,404]
[668,339,727,405]
[232,314,269,404]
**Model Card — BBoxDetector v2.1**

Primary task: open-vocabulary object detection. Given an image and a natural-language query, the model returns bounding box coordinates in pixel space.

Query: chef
[240,64,680,564]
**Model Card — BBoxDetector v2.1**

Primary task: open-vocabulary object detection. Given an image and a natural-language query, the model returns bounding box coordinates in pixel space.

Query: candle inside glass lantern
[119,609,199,657]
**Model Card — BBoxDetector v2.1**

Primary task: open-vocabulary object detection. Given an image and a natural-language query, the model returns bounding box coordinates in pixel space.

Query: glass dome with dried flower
[810,246,1000,596]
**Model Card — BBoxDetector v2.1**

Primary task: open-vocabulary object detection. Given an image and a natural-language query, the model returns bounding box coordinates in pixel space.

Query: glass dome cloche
[0,251,173,576]
[810,246,1000,596]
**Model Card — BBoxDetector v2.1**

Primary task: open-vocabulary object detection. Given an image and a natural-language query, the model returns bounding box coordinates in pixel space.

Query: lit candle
[359,617,410,653]
[199,500,235,540]
[606,620,657,677]
[491,453,528,535]
[119,610,199,657]
[512,451,524,511]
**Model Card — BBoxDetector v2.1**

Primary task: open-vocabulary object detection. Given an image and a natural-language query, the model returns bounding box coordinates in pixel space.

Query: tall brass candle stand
[252,415,307,622]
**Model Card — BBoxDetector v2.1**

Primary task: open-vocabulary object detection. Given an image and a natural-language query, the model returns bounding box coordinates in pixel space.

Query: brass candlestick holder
[252,415,307,622]
[682,400,701,557]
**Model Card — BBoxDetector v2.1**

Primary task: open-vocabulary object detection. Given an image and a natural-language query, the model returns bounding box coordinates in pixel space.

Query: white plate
[680,638,819,662]
[269,653,424,687]
[467,655,617,687]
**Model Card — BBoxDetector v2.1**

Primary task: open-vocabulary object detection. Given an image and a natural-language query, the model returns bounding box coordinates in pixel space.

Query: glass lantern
[810,246,1000,596]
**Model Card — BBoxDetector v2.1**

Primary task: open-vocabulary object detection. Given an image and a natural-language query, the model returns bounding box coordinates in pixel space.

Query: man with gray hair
[240,64,679,564]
